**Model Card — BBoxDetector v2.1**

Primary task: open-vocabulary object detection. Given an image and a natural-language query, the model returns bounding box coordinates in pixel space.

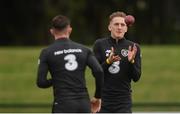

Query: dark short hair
[51,15,71,30]
[109,11,126,22]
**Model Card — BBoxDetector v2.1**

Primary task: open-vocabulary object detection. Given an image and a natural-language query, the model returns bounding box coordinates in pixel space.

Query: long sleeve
[130,44,141,82]
[37,49,52,88]
[93,40,111,70]
[87,51,104,98]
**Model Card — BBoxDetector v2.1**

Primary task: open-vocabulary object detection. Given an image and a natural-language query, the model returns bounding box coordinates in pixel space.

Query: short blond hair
[109,11,126,22]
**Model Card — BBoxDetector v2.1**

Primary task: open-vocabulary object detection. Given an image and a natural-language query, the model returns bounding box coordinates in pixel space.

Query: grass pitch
[0,45,180,112]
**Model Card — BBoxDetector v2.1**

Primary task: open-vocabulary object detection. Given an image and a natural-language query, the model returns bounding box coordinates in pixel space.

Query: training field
[0,45,180,112]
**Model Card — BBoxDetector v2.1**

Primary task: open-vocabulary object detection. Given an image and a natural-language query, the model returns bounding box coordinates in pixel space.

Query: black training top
[93,36,141,102]
[37,38,104,101]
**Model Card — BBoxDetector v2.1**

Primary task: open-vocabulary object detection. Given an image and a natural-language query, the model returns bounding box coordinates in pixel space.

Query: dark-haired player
[37,15,104,113]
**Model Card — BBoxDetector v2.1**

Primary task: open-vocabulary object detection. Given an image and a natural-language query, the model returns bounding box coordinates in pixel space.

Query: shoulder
[124,39,134,44]
[40,47,48,54]
[125,39,141,53]
[71,41,91,51]
[94,37,109,44]
[39,47,50,58]
[40,43,56,56]
[125,39,140,47]
[93,37,109,48]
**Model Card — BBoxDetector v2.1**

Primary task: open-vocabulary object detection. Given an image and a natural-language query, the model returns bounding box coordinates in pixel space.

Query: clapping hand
[128,44,137,63]
[107,47,121,64]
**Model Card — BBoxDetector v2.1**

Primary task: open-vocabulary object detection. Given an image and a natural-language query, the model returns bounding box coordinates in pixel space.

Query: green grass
[0,45,180,112]
[132,45,180,103]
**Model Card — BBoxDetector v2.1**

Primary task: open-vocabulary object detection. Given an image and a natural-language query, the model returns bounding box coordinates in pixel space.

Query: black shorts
[52,98,91,113]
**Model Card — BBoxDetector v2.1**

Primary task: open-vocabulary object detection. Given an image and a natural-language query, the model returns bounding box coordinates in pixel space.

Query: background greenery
[1,0,180,45]
[0,46,180,112]
[1,0,180,113]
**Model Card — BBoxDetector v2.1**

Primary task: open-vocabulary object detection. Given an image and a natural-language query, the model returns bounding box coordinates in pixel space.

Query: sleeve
[130,44,142,82]
[87,50,104,98]
[93,40,111,70]
[36,49,52,88]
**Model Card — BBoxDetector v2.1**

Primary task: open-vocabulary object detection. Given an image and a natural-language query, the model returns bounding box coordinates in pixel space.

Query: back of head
[51,15,71,31]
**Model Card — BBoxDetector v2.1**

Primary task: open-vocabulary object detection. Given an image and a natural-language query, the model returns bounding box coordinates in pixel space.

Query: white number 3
[64,54,78,71]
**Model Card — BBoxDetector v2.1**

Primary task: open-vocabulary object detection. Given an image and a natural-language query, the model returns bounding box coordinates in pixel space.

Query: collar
[109,36,125,44]
[55,37,70,42]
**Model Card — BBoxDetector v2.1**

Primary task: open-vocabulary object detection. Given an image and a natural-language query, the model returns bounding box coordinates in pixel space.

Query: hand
[91,97,101,113]
[107,47,121,64]
[128,44,137,63]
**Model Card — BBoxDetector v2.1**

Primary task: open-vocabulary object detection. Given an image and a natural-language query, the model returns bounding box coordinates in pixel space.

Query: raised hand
[107,47,121,64]
[128,44,137,63]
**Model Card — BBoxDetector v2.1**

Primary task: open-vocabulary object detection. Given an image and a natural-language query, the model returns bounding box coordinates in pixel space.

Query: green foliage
[0,46,180,112]
[1,1,180,45]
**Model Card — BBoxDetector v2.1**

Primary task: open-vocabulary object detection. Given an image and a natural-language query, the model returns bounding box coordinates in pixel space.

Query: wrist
[93,97,101,100]
[130,59,135,64]
[106,58,111,64]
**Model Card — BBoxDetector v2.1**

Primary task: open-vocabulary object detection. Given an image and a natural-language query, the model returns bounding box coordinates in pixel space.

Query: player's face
[108,17,127,39]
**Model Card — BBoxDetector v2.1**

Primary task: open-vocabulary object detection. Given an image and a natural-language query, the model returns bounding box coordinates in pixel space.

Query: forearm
[94,71,104,98]
[131,44,141,82]
[37,78,52,88]
[131,63,141,82]
[101,60,111,70]
[87,54,104,98]
[37,65,52,88]
[130,56,141,82]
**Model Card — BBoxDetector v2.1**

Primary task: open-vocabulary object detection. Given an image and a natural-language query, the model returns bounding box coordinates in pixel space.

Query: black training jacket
[37,38,104,100]
[93,36,141,102]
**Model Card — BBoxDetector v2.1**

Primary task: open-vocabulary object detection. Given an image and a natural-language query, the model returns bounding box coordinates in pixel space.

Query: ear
[68,26,72,34]
[50,28,54,35]
[69,26,72,32]
[108,24,112,31]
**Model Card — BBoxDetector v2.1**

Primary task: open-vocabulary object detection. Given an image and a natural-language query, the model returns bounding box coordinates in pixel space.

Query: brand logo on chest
[121,49,128,57]
[105,48,128,57]
[105,49,111,57]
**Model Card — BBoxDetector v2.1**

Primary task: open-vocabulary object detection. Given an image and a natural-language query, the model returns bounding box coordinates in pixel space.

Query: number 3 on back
[64,54,78,71]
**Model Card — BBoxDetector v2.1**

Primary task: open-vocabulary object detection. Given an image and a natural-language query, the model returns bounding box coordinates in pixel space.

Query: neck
[54,34,69,40]
[111,36,123,41]
[111,36,124,43]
